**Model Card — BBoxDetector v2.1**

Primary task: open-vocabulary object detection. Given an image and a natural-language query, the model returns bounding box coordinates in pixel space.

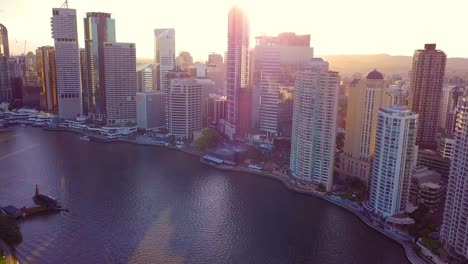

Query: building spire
[61,0,69,8]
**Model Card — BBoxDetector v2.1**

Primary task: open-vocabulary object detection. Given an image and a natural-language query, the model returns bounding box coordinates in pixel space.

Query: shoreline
[38,127,428,263]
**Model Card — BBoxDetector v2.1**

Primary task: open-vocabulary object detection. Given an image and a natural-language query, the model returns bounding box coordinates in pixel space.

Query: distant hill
[321,54,468,78]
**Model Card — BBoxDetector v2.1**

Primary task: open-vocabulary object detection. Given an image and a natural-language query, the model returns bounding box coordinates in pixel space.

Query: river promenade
[10,126,429,264]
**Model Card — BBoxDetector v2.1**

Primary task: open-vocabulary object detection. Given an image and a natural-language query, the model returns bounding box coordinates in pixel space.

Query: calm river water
[0,127,408,263]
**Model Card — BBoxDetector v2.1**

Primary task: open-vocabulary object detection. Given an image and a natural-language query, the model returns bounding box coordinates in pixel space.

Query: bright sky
[1,0,467,60]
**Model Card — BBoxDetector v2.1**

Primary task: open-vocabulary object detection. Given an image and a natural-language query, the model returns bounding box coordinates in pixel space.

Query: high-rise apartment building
[368,106,418,217]
[167,78,202,140]
[290,59,339,191]
[36,46,57,112]
[84,12,116,120]
[51,8,83,120]
[439,85,464,135]
[0,24,11,103]
[341,70,390,186]
[154,28,175,92]
[441,95,468,260]
[103,42,136,126]
[408,44,446,149]
[225,6,249,139]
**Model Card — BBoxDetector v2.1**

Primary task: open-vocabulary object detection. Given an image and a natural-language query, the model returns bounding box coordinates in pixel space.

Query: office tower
[441,95,468,260]
[164,69,191,127]
[0,24,11,103]
[225,6,249,139]
[176,51,193,71]
[23,52,39,87]
[7,57,23,108]
[154,28,175,92]
[197,78,215,126]
[207,52,226,95]
[193,63,207,78]
[417,148,451,183]
[290,59,339,191]
[167,78,202,140]
[51,8,83,120]
[341,70,390,186]
[84,12,116,120]
[207,94,227,126]
[408,44,446,149]
[368,106,418,217]
[36,46,57,112]
[252,33,313,134]
[136,64,154,92]
[103,43,136,126]
[79,48,89,114]
[136,90,165,131]
[439,85,464,135]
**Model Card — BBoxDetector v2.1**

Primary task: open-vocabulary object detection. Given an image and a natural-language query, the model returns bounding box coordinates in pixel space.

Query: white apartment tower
[368,106,418,217]
[103,43,137,126]
[441,95,468,260]
[154,28,175,92]
[51,8,83,120]
[167,78,202,140]
[290,59,339,191]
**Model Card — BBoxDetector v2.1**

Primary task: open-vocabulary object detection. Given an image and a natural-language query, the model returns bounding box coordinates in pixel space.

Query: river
[0,127,409,263]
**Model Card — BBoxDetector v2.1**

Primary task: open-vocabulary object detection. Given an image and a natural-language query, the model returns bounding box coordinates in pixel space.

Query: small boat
[80,135,91,141]
[33,185,61,209]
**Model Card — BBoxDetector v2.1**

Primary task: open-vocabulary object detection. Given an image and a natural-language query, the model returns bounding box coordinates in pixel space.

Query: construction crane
[61,0,69,8]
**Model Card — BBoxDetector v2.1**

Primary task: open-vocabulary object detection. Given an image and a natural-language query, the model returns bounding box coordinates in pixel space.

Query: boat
[32,185,61,209]
[80,135,91,141]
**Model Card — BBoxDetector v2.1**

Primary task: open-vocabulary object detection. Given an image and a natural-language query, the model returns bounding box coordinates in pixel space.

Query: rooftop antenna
[61,0,69,8]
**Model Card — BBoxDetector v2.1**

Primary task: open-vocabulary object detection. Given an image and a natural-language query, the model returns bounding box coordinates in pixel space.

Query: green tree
[0,215,22,246]
[196,128,221,151]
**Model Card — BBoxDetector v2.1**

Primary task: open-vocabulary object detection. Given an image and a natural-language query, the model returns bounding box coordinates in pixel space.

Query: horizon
[2,0,468,60]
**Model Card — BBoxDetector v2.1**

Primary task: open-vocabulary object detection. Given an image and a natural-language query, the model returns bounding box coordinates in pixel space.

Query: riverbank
[199,160,428,264]
[0,239,18,264]
[43,126,427,264]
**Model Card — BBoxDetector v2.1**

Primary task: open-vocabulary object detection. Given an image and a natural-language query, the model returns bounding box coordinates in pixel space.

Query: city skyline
[2,0,468,60]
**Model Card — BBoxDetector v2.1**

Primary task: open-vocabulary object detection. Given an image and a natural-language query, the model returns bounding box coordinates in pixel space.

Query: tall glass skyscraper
[51,8,83,120]
[0,23,11,103]
[84,12,116,120]
[225,6,249,139]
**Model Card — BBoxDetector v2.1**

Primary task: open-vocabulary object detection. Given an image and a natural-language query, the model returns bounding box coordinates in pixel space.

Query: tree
[196,128,221,151]
[0,215,22,246]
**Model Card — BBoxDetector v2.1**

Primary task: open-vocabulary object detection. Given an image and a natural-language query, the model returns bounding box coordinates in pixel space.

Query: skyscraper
[408,44,446,149]
[136,64,154,92]
[51,7,83,120]
[290,59,339,191]
[80,48,89,114]
[84,12,116,120]
[103,43,136,126]
[341,70,390,186]
[438,85,464,135]
[36,46,57,112]
[176,51,193,71]
[440,95,468,260]
[368,106,418,217]
[154,28,175,92]
[0,24,11,103]
[225,6,249,139]
[252,33,313,135]
[167,78,202,140]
